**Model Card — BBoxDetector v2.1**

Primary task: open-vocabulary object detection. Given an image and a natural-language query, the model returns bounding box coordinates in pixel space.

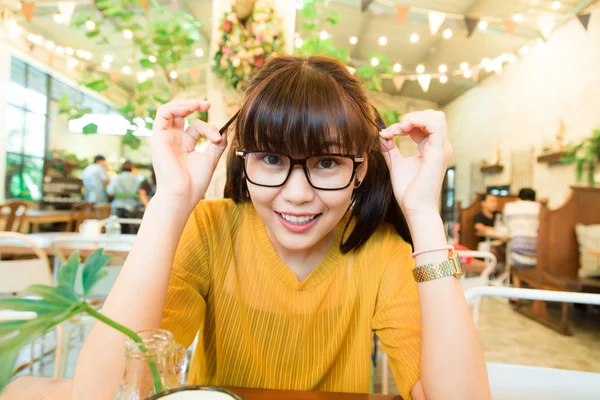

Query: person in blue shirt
[82,155,109,204]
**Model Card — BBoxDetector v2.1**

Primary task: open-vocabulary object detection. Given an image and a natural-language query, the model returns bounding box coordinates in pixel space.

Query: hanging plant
[213,0,285,90]
[562,129,600,186]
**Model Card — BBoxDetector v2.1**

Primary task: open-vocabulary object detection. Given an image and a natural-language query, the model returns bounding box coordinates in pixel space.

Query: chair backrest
[0,200,29,233]
[95,204,111,220]
[0,232,52,294]
[457,250,497,327]
[66,202,96,232]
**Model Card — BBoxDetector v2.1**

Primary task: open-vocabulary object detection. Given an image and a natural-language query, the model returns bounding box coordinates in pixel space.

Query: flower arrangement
[213,0,285,90]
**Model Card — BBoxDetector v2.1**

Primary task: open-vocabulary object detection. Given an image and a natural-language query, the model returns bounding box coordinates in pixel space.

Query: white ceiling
[3,0,599,105]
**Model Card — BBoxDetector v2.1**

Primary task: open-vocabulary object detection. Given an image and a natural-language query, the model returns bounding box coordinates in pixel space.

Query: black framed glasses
[235,150,364,191]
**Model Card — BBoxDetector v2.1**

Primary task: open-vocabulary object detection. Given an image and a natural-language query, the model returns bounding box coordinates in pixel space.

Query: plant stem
[82,303,163,394]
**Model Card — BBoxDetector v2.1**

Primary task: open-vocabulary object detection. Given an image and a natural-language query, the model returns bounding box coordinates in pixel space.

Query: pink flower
[223,21,233,33]
[257,34,264,42]
[222,47,232,55]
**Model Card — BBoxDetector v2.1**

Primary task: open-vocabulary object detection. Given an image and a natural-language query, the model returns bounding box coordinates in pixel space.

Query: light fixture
[416,64,425,74]
[507,54,517,63]
[439,75,448,83]
[513,13,523,23]
[319,30,328,40]
[295,38,303,48]
[195,48,204,57]
[137,71,147,83]
[552,1,560,10]
[370,57,379,66]
[76,49,85,58]
[169,70,178,79]
[101,61,111,69]
[443,29,452,39]
[378,36,387,46]
[55,46,65,55]
[349,36,358,45]
[478,20,488,30]
[460,62,469,71]
[104,54,113,63]
[85,20,96,30]
[8,21,23,37]
[67,58,79,70]
[27,33,43,45]
[519,45,530,55]
[45,41,55,50]
[65,47,74,56]
[53,14,64,23]
[463,69,472,78]
[409,33,419,43]
[393,63,402,73]
[438,64,447,73]
[122,66,132,74]
[146,70,155,78]
[148,55,157,63]
[123,29,133,39]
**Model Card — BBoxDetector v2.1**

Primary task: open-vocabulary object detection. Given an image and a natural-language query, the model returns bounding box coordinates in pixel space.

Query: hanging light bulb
[101,61,111,69]
[519,45,530,55]
[319,30,328,40]
[552,1,561,10]
[513,13,523,23]
[195,48,204,57]
[409,33,419,43]
[123,29,133,39]
[76,49,86,58]
[148,55,157,63]
[55,46,65,55]
[169,70,178,79]
[460,62,469,71]
[349,36,358,45]
[478,20,488,30]
[416,64,425,74]
[393,63,402,73]
[438,64,447,73]
[104,54,113,63]
[370,57,379,67]
[378,36,387,46]
[463,69,472,78]
[146,70,155,78]
[8,21,23,37]
[122,66,132,74]
[443,29,452,39]
[439,75,448,83]
[45,41,55,50]
[65,47,74,56]
[85,20,96,30]
[137,71,148,83]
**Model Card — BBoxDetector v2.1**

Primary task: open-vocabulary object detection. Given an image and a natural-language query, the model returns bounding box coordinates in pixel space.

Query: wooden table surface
[0,209,73,224]
[0,232,136,257]
[0,377,402,400]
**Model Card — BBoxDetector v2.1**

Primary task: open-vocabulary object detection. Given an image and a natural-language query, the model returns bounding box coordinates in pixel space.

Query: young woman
[74,56,490,400]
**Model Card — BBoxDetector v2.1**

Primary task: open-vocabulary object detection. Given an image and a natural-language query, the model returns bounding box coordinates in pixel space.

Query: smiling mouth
[277,213,320,225]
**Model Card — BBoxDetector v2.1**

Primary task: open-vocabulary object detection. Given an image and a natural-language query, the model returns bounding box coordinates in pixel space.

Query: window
[5,58,49,201]
[440,167,456,223]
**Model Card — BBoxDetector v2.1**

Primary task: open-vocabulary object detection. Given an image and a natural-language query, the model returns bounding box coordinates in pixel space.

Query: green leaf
[301,5,318,19]
[82,123,98,135]
[302,21,317,32]
[122,131,141,150]
[325,10,341,25]
[119,102,135,117]
[576,159,585,182]
[81,249,112,297]
[25,285,77,305]
[136,80,153,92]
[95,0,114,10]
[153,36,171,46]
[57,252,80,297]
[103,6,122,16]
[139,59,154,68]
[129,23,143,31]
[85,79,109,92]
[0,298,67,314]
[85,30,100,38]
[0,320,28,336]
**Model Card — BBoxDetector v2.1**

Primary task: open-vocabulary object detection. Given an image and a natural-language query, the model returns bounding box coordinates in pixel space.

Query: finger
[154,100,210,132]
[378,123,401,139]
[185,120,222,144]
[399,111,446,148]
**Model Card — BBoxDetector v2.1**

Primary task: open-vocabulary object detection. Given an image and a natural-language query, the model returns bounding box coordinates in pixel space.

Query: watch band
[412,251,464,282]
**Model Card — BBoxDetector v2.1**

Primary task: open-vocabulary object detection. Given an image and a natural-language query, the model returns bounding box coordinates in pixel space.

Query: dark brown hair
[224,55,412,252]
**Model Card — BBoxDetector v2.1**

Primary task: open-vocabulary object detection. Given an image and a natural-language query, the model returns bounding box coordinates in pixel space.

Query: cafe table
[0,209,73,233]
[0,377,402,400]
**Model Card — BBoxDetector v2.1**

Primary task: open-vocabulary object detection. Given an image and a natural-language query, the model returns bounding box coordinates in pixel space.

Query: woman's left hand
[379,110,452,219]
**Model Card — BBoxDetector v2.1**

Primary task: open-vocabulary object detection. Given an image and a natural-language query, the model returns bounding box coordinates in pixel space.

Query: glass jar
[104,216,121,240]
[113,329,188,400]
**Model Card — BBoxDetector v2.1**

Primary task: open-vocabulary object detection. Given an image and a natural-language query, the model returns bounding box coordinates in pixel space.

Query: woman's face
[248,158,366,254]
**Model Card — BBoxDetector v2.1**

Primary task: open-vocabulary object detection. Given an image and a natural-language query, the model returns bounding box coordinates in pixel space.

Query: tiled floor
[12,298,600,395]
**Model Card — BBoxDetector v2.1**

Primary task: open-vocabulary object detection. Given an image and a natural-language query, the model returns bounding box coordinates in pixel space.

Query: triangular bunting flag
[417,75,431,92]
[393,76,406,92]
[464,17,479,37]
[395,5,410,23]
[537,16,554,40]
[502,19,516,36]
[57,2,76,25]
[471,67,480,82]
[21,2,35,23]
[138,0,148,12]
[109,70,121,83]
[361,0,374,12]
[428,11,446,35]
[188,66,201,83]
[577,13,591,31]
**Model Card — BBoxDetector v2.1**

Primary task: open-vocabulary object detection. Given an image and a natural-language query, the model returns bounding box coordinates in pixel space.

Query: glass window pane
[7,81,27,108]
[6,153,23,199]
[27,66,48,96]
[6,105,25,153]
[25,87,47,114]
[22,156,44,201]
[23,111,46,157]
[10,57,26,87]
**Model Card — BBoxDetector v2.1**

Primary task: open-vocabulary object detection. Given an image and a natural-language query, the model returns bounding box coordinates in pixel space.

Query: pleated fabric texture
[161,199,421,399]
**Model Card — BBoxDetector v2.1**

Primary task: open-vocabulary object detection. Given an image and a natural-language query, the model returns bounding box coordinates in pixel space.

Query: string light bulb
[463,69,473,78]
[478,20,488,30]
[123,29,133,39]
[85,20,96,30]
[393,63,402,73]
[349,36,358,45]
[519,45,530,55]
[122,66,132,75]
[439,75,448,83]
[169,70,178,79]
[104,54,113,63]
[410,33,419,43]
[65,47,74,56]
[416,64,425,74]
[513,13,523,23]
[55,46,64,55]
[146,70,155,78]
[443,29,452,39]
[148,55,157,63]
[460,62,469,71]
[438,64,447,73]
[53,14,64,23]
[295,38,303,48]
[195,48,204,57]
[552,1,561,10]
[378,36,387,46]
[319,30,328,40]
[370,57,379,67]
[45,41,55,50]
[137,71,148,83]
[101,61,111,69]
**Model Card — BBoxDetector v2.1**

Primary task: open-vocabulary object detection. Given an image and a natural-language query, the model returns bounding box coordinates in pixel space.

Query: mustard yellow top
[161,199,421,399]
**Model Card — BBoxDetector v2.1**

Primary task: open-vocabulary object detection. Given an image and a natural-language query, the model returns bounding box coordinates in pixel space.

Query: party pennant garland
[20,2,35,22]
[395,5,410,24]
[464,17,480,37]
[502,19,516,36]
[138,0,149,13]
[393,75,406,92]
[428,11,446,35]
[188,66,201,83]
[109,70,121,83]
[537,16,554,40]
[417,75,431,92]
[57,2,76,25]
[577,13,591,30]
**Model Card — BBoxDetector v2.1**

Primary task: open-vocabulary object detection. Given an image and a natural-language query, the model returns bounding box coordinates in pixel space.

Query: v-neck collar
[245,203,352,291]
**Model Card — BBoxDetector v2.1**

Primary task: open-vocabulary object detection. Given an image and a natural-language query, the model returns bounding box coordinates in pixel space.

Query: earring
[354,179,361,188]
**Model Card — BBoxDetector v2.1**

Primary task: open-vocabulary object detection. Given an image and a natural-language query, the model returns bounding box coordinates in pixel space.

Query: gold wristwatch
[412,251,464,282]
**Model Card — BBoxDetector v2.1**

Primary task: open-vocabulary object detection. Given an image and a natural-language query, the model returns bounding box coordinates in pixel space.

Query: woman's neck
[265,227,338,283]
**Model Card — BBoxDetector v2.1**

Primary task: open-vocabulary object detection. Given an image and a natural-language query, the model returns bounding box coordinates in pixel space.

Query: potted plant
[0,250,240,399]
[562,129,600,186]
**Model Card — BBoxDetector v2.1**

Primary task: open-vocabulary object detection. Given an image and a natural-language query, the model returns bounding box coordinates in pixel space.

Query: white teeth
[280,213,316,224]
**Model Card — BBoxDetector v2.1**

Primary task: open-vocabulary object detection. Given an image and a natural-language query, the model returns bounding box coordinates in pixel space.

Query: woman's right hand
[151,99,228,210]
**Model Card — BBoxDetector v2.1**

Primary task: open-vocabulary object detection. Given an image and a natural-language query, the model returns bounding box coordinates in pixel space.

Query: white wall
[443,12,600,209]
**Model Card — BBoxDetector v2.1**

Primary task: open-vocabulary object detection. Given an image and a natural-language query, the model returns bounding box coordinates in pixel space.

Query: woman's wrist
[405,211,450,267]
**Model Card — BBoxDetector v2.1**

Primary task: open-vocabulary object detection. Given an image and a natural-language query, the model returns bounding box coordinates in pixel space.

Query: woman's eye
[316,158,339,169]
[265,154,281,165]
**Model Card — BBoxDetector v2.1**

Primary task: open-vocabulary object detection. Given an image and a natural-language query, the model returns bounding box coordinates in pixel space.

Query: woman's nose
[280,166,315,205]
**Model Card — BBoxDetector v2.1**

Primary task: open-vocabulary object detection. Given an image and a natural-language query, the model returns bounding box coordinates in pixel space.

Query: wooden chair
[512,186,600,335]
[65,202,95,232]
[95,204,111,220]
[0,200,29,233]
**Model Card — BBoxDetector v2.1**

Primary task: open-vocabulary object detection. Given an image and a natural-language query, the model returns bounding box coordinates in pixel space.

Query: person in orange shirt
[74,56,490,400]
